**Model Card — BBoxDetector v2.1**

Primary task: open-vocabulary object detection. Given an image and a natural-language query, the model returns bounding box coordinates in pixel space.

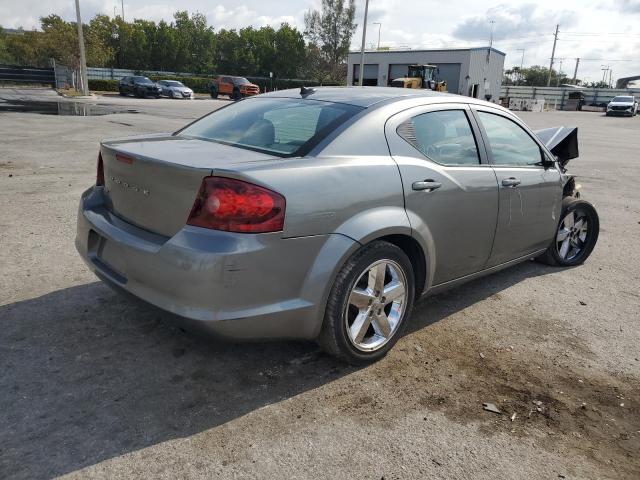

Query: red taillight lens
[96,152,105,186]
[187,176,286,233]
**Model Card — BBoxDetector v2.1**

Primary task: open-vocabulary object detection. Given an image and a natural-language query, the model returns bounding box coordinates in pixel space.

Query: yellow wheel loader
[390,64,447,92]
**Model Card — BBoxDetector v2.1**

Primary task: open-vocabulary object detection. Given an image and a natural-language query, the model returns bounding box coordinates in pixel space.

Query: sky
[2,0,639,83]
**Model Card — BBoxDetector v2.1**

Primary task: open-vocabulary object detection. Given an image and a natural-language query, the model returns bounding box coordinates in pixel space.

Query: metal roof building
[346,47,506,101]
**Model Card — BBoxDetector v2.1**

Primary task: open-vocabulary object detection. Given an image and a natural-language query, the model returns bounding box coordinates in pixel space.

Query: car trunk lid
[100,134,278,237]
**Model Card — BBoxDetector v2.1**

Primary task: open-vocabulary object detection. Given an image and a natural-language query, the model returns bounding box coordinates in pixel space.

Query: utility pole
[74,0,89,95]
[487,20,495,63]
[373,22,381,50]
[121,0,125,21]
[572,58,580,84]
[609,69,613,88]
[547,24,559,87]
[516,48,525,85]
[357,0,369,86]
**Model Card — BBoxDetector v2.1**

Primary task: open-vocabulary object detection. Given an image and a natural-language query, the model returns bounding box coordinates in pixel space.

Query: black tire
[537,197,599,267]
[232,88,241,101]
[118,88,126,96]
[210,87,218,99]
[134,88,143,98]
[317,241,415,364]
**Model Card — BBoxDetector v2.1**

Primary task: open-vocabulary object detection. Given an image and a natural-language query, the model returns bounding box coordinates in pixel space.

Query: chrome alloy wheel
[344,259,408,352]
[556,210,589,261]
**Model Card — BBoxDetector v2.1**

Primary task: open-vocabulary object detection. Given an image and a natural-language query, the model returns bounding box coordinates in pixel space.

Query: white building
[346,47,506,101]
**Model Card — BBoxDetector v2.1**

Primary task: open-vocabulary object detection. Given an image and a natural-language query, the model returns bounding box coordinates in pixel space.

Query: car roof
[259,86,488,108]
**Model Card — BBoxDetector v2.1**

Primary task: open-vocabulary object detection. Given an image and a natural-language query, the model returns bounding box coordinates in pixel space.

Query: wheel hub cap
[556,210,589,261]
[344,259,408,352]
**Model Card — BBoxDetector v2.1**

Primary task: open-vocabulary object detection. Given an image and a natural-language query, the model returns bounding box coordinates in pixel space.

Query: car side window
[397,110,480,165]
[477,111,542,166]
[223,77,231,84]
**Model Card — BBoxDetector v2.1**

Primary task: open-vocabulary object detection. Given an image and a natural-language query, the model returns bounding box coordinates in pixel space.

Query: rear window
[178,97,362,156]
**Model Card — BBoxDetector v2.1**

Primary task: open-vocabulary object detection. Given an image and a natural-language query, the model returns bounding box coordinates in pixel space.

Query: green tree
[273,24,306,78]
[0,27,16,64]
[85,15,115,67]
[304,0,356,80]
[503,65,573,87]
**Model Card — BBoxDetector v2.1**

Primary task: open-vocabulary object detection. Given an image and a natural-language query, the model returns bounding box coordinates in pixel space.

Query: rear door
[220,77,233,95]
[471,106,562,266]
[385,103,499,285]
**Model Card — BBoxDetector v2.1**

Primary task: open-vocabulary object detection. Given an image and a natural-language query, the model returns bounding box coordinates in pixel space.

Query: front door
[385,104,499,286]
[471,107,562,267]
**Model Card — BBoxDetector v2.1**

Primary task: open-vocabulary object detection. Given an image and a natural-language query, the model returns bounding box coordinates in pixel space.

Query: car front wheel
[318,241,415,364]
[210,87,218,99]
[537,197,599,267]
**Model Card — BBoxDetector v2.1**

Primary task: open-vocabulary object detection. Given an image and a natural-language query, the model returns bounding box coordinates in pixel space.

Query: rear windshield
[178,97,362,156]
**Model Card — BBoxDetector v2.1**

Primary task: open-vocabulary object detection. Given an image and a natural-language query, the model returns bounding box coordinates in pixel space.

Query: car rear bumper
[75,187,357,340]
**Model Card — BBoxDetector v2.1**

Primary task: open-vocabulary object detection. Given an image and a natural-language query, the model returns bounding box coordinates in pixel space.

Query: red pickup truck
[209,76,260,100]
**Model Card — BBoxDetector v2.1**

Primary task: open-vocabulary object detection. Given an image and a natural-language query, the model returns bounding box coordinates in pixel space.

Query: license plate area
[88,230,128,284]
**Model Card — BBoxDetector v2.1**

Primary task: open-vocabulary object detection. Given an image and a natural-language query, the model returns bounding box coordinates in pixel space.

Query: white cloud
[208,5,299,30]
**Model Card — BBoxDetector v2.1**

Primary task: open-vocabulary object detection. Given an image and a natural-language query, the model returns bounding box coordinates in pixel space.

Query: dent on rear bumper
[75,187,357,340]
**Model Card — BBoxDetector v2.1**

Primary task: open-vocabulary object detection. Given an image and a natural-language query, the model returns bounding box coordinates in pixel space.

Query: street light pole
[74,0,89,95]
[358,0,370,86]
[516,48,525,85]
[373,22,381,50]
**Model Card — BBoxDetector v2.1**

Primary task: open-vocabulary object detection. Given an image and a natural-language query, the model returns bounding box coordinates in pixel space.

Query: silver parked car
[76,87,599,363]
[157,80,194,99]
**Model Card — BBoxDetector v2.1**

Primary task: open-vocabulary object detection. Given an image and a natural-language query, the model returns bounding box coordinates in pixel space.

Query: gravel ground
[1,88,638,480]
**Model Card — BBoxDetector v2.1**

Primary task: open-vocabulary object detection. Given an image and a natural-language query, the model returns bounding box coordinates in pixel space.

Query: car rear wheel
[537,197,599,267]
[317,241,415,364]
[118,88,126,96]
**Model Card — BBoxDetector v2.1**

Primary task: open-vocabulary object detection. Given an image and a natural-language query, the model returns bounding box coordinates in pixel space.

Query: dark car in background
[118,76,162,98]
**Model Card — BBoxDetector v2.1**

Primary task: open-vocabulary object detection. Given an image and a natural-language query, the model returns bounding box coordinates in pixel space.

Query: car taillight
[187,176,285,233]
[96,152,105,186]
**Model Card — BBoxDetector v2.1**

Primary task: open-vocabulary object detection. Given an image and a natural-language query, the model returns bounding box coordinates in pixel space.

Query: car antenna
[300,86,316,96]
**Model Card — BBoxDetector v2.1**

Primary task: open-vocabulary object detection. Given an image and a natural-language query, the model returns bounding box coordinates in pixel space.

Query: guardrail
[500,85,640,110]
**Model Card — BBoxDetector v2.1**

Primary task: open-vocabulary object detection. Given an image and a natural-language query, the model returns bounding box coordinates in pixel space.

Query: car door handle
[412,180,442,192]
[501,177,521,188]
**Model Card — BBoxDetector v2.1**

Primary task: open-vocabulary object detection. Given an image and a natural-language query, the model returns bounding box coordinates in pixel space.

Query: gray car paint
[76,87,565,340]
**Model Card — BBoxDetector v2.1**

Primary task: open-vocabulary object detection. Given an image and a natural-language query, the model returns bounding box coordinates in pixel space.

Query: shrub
[88,79,119,91]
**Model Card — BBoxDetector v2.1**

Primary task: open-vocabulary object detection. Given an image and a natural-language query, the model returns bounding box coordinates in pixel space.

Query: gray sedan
[157,80,194,99]
[76,87,599,363]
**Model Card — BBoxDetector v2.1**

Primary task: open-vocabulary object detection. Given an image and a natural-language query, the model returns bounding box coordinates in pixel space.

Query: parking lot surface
[1,88,638,479]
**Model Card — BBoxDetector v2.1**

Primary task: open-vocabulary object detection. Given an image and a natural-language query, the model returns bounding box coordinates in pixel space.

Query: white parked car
[606,95,638,116]
[157,80,194,99]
